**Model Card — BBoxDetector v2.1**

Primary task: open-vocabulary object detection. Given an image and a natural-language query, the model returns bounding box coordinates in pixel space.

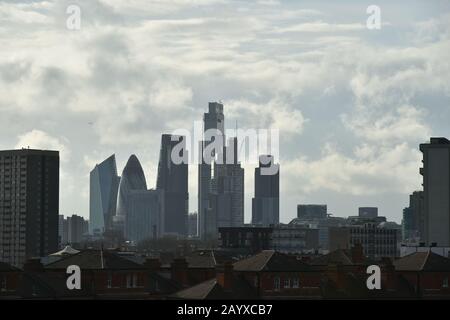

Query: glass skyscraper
[89,154,120,235]
[114,155,147,236]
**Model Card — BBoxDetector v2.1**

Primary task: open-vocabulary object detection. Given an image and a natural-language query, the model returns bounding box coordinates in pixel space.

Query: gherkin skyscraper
[114,155,147,236]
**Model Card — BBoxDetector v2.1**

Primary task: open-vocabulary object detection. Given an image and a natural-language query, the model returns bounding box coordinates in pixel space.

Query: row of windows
[273,277,300,290]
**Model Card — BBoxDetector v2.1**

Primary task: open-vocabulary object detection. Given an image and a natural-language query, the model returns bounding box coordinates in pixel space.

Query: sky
[1,0,449,224]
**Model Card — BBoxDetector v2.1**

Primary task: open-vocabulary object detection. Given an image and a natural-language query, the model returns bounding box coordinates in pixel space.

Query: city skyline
[1,1,450,224]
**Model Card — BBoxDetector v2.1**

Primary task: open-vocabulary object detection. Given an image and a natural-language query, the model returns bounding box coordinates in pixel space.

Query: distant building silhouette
[114,155,147,237]
[89,154,120,235]
[198,102,225,240]
[156,134,189,236]
[125,189,164,243]
[67,214,89,244]
[58,215,68,245]
[187,213,198,237]
[297,204,327,220]
[358,207,378,218]
[420,137,450,246]
[402,191,424,243]
[252,155,279,226]
[210,137,244,230]
[0,149,59,267]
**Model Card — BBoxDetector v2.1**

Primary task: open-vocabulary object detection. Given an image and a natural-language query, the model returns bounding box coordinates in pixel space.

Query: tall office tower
[209,137,245,233]
[0,149,59,267]
[115,155,147,237]
[358,207,378,218]
[420,137,450,246]
[89,155,120,235]
[297,204,327,220]
[156,134,189,236]
[198,102,225,240]
[67,214,89,244]
[252,155,280,226]
[402,191,424,242]
[124,189,164,243]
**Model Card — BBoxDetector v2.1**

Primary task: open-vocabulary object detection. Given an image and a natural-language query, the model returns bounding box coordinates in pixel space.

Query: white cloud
[15,130,71,162]
[283,142,422,196]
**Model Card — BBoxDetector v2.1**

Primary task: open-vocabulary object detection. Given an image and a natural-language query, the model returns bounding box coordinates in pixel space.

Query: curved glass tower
[89,154,120,235]
[114,155,147,234]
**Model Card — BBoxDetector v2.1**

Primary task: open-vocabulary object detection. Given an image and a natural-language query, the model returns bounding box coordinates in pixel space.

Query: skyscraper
[0,149,59,267]
[209,137,245,234]
[198,102,225,240]
[420,137,450,246]
[156,134,188,236]
[89,154,120,235]
[252,155,279,226]
[114,155,147,236]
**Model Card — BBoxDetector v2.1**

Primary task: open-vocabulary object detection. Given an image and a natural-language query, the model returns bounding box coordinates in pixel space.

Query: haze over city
[1,0,450,224]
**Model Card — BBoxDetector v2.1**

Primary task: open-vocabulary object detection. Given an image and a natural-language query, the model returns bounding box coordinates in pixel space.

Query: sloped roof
[0,261,21,272]
[160,250,238,269]
[233,250,310,272]
[394,251,450,271]
[45,249,144,270]
[171,278,218,300]
[310,248,377,266]
[310,249,354,266]
[50,246,80,256]
[170,276,258,300]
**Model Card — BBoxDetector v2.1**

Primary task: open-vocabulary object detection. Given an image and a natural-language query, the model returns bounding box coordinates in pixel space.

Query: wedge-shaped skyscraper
[89,154,120,235]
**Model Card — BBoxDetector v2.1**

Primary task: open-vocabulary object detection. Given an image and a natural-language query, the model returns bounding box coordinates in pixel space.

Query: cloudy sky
[1,0,449,223]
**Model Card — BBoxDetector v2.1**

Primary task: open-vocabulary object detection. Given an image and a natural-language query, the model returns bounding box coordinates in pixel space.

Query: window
[443,277,449,288]
[133,274,138,288]
[284,279,290,288]
[293,278,300,288]
[274,277,280,291]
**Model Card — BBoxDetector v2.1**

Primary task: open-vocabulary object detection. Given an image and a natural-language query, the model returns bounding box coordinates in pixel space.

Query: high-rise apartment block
[0,149,59,267]
[420,137,450,246]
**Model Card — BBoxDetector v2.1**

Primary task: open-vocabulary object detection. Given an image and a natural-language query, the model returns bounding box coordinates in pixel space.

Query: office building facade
[156,134,188,236]
[252,155,279,226]
[124,189,164,243]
